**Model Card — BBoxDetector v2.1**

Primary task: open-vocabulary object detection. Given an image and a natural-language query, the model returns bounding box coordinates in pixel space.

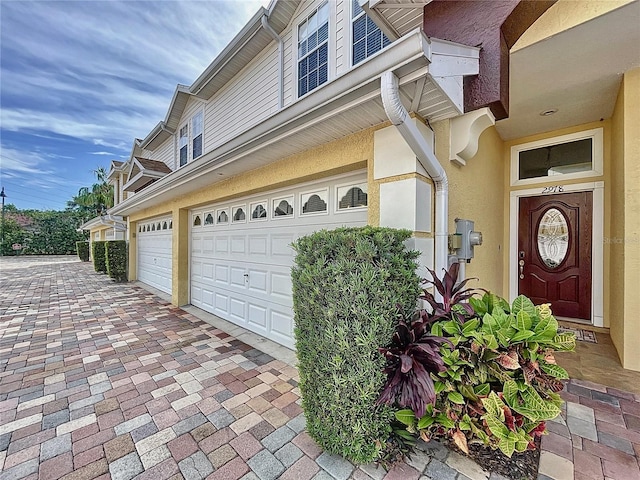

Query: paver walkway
[1,256,639,480]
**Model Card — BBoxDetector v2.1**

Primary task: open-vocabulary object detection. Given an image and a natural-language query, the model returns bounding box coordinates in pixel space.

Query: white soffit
[497,2,640,140]
[361,0,431,39]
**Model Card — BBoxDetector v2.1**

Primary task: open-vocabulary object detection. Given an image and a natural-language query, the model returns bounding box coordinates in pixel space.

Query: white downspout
[380,71,449,281]
[261,15,283,110]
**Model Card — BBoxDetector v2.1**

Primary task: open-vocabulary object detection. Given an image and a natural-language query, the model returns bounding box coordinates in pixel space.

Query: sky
[0,0,270,211]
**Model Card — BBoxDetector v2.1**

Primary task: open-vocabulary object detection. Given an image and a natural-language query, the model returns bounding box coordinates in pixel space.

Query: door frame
[509,181,604,326]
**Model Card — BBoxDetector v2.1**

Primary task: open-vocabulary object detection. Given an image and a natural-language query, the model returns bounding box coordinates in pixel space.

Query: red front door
[518,192,592,321]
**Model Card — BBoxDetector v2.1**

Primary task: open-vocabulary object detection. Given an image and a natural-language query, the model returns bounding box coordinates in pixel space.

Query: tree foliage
[67,167,114,217]
[1,205,88,256]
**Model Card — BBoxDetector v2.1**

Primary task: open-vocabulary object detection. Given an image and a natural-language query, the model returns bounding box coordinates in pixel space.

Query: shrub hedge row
[76,241,90,262]
[92,241,107,273]
[106,240,127,282]
[291,227,421,464]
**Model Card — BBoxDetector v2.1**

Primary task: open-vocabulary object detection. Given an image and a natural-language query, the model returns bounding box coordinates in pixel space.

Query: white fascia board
[190,7,267,97]
[111,31,477,216]
[79,216,103,231]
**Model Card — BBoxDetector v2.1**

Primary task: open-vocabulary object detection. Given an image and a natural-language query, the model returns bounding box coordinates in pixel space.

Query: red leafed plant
[421,263,477,323]
[377,311,451,417]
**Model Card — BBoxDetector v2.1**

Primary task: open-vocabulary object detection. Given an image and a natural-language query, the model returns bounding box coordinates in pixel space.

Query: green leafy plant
[105,240,127,282]
[292,227,421,464]
[392,265,575,459]
[92,241,107,273]
[377,311,451,417]
[76,241,90,262]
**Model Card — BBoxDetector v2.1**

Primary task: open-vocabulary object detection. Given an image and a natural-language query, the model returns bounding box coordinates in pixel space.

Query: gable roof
[123,157,171,192]
[138,1,300,152]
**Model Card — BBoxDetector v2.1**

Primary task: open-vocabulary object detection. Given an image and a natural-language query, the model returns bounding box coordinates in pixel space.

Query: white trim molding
[510,128,603,186]
[509,181,605,327]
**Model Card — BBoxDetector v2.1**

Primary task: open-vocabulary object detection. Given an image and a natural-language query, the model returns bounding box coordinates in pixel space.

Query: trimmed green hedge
[76,241,90,262]
[291,226,421,464]
[92,241,107,273]
[106,240,127,282]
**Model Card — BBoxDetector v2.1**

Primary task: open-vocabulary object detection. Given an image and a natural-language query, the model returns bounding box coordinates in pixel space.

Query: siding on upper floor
[146,0,356,170]
[203,44,279,151]
[150,136,176,171]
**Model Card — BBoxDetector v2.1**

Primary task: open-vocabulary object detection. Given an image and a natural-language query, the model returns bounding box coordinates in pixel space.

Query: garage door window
[205,213,214,225]
[301,189,328,215]
[232,206,246,222]
[337,182,368,210]
[193,215,202,227]
[251,201,268,221]
[273,196,294,217]
[217,209,229,224]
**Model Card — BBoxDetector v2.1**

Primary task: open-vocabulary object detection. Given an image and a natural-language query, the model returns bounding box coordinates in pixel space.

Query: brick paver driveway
[0,257,316,480]
[2,257,640,480]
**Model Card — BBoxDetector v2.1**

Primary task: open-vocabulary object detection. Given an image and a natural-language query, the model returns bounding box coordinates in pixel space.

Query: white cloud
[90,151,118,156]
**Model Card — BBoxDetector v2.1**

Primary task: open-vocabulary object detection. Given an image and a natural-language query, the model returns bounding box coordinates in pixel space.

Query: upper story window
[298,2,329,97]
[179,125,188,167]
[192,111,203,159]
[352,0,390,65]
[178,109,204,168]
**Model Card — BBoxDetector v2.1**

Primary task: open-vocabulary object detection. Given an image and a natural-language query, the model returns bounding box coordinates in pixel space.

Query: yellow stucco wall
[610,68,640,371]
[128,128,375,305]
[433,120,506,295]
[513,0,634,52]
[610,75,626,365]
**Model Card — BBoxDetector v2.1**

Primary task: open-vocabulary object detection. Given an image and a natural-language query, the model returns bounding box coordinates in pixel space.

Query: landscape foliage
[92,241,107,273]
[291,227,421,464]
[105,240,127,282]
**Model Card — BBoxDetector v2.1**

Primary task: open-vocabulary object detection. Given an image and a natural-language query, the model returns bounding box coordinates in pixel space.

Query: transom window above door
[298,2,329,97]
[511,128,603,186]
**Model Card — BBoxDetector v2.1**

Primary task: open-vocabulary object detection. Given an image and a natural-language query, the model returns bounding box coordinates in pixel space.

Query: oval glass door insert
[537,208,569,268]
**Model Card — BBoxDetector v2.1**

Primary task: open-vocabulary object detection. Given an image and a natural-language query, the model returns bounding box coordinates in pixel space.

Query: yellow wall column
[128,219,138,281]
[172,208,189,306]
[611,68,640,371]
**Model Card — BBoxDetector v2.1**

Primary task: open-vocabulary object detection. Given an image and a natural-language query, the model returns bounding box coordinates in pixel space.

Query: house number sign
[541,185,564,194]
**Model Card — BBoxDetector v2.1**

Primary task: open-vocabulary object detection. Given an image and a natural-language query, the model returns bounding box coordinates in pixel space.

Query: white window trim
[294,1,334,101]
[510,128,603,186]
[334,180,368,213]
[177,107,205,168]
[300,188,330,216]
[508,181,604,327]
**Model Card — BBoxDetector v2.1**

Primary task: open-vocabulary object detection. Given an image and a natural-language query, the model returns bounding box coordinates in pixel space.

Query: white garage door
[137,216,173,295]
[190,172,368,349]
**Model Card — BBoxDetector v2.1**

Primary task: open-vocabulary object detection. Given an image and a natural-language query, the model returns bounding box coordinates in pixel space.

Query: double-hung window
[192,111,203,160]
[179,125,189,167]
[178,110,204,168]
[352,0,390,65]
[298,2,329,97]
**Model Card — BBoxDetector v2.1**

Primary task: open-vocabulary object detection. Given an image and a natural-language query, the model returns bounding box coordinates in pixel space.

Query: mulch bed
[446,437,541,480]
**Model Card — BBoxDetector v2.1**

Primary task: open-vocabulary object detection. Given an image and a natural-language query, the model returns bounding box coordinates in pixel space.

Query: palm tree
[68,167,114,217]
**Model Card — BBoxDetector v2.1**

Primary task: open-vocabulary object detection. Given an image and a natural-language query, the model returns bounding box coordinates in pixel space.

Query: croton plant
[378,264,576,458]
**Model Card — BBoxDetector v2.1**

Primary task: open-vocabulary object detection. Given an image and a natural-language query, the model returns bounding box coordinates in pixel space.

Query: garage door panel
[229,297,245,321]
[202,263,214,281]
[216,237,228,254]
[231,237,245,254]
[215,265,229,283]
[249,236,268,256]
[190,173,367,348]
[247,269,268,294]
[271,272,292,302]
[138,220,172,295]
[230,267,246,287]
[248,303,268,330]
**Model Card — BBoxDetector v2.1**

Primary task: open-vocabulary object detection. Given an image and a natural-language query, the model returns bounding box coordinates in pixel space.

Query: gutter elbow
[381,71,408,126]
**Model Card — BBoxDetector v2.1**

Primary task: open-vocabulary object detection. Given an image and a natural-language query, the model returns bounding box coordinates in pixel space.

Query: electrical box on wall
[454,218,483,262]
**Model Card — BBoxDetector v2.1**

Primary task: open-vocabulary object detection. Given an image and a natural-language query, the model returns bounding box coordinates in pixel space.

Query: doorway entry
[518,191,592,321]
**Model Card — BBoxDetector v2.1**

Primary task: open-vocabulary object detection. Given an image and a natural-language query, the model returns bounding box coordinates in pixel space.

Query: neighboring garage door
[137,216,173,295]
[190,172,368,349]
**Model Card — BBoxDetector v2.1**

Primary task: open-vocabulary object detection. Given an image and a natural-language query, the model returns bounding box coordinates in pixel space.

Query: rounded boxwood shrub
[291,226,421,463]
[76,241,90,262]
[92,241,107,273]
[105,240,127,282]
